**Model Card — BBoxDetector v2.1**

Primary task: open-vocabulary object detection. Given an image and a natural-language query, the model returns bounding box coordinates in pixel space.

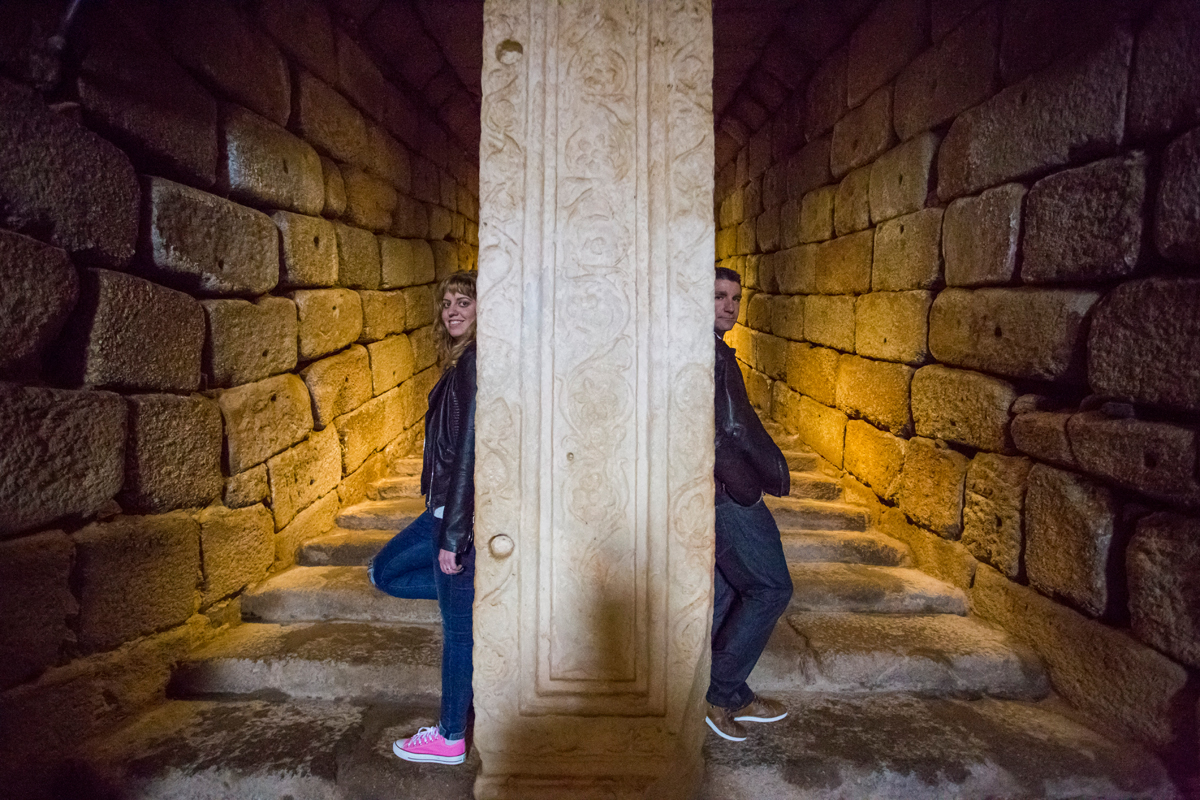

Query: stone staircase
[67,442,1178,798]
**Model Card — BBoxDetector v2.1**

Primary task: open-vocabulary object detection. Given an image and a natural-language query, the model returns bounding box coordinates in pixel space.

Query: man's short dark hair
[715,267,741,284]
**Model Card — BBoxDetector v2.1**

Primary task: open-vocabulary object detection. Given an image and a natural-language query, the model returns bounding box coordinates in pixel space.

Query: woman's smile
[442,291,477,340]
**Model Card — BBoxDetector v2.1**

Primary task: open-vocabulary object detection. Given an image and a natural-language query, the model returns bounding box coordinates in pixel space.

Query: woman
[369,270,478,765]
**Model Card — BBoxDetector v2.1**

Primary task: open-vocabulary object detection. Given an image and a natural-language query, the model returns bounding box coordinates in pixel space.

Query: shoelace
[407,726,442,746]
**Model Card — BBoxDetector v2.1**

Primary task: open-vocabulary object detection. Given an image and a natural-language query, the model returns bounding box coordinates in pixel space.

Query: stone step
[750,612,1050,700]
[171,621,441,703]
[784,450,820,472]
[788,563,968,615]
[788,471,842,501]
[765,496,870,531]
[699,691,1176,800]
[780,529,910,566]
[299,528,393,566]
[242,566,440,624]
[336,497,425,530]
[369,475,423,500]
[388,457,423,476]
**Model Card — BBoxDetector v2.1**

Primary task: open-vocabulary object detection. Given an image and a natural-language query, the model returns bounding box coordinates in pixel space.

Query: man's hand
[438,548,462,575]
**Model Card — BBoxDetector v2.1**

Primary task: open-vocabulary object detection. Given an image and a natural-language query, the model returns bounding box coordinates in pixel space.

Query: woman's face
[441,291,477,341]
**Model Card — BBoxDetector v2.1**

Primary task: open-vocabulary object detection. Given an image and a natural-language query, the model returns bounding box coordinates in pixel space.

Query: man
[706,266,793,742]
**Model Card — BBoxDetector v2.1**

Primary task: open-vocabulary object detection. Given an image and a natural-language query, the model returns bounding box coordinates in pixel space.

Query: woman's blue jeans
[368,510,475,740]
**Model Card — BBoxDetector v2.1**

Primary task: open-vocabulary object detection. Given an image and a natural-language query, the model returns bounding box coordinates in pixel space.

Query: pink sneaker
[392,726,466,765]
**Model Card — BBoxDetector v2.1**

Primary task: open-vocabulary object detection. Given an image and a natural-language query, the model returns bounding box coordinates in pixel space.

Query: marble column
[473,0,716,796]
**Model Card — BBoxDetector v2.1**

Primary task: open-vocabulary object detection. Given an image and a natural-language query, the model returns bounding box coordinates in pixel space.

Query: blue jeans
[368,510,475,740]
[708,497,793,709]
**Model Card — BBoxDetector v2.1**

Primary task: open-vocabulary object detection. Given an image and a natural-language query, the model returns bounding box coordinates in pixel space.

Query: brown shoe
[705,704,748,741]
[732,694,787,723]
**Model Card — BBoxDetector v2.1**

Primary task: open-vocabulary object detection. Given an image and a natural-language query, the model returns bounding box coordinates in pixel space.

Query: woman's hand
[438,548,462,575]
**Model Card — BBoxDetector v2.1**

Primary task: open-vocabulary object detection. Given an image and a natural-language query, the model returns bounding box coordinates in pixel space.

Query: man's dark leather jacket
[421,342,477,555]
[714,333,789,505]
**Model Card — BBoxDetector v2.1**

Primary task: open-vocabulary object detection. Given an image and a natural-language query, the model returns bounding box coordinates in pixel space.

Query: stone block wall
[715,0,1200,777]
[0,0,476,780]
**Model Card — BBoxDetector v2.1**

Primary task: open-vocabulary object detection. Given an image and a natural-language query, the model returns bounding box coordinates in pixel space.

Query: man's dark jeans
[707,497,793,710]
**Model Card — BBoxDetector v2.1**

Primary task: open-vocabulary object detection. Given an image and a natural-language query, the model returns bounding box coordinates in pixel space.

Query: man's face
[714,278,741,334]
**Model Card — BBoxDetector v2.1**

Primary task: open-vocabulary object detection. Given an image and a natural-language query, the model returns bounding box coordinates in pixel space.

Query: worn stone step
[750,613,1050,699]
[788,472,842,501]
[780,529,910,566]
[788,563,968,615]
[171,621,441,703]
[699,691,1176,799]
[242,566,440,624]
[369,475,423,500]
[388,457,423,476]
[783,450,820,472]
[299,528,393,566]
[336,497,425,530]
[765,496,870,531]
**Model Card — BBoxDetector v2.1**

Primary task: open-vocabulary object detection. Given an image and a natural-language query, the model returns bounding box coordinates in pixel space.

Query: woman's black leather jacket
[421,342,477,555]
[714,333,790,506]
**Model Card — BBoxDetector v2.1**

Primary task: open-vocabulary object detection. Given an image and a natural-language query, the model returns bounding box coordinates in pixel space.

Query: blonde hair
[434,270,478,370]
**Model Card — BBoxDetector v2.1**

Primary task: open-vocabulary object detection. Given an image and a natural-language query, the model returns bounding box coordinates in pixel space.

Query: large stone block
[292,288,363,361]
[357,291,407,343]
[165,0,289,126]
[196,504,274,606]
[962,453,1032,579]
[804,295,856,352]
[273,489,338,566]
[854,291,932,365]
[335,29,393,126]
[431,240,460,281]
[843,419,907,501]
[121,394,222,514]
[1011,411,1076,469]
[267,425,341,530]
[943,183,1024,287]
[1155,126,1200,265]
[775,245,819,295]
[292,70,367,165]
[335,222,381,290]
[321,156,346,218]
[73,513,199,652]
[223,463,267,510]
[1126,0,1200,139]
[428,205,454,242]
[1128,512,1200,668]
[0,230,77,373]
[798,186,836,244]
[869,133,940,224]
[0,385,125,536]
[836,355,914,436]
[806,46,848,137]
[938,30,1132,200]
[403,286,438,332]
[796,396,848,469]
[364,123,412,193]
[911,364,1016,452]
[55,269,204,393]
[831,87,895,179]
[786,344,837,406]
[770,295,805,342]
[202,296,297,388]
[342,166,397,232]
[871,208,943,291]
[833,166,872,236]
[787,137,833,199]
[367,334,414,395]
[299,345,372,428]
[1022,153,1147,283]
[1087,278,1200,412]
[846,0,928,107]
[756,207,780,253]
[929,288,1100,382]
[220,105,324,216]
[897,436,969,539]
[0,78,138,267]
[755,333,788,381]
[747,294,772,333]
[879,507,978,591]
[273,211,338,289]
[1025,464,1119,618]
[256,0,337,85]
[217,373,313,473]
[140,177,278,297]
[1066,411,1200,506]
[409,326,438,374]
[815,231,873,295]
[334,393,388,475]
[0,531,75,689]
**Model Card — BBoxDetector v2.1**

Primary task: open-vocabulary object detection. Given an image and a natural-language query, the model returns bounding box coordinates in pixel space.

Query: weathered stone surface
[756,206,780,253]
[292,288,363,361]
[971,563,1190,749]
[1127,512,1200,668]
[787,137,833,199]
[224,464,268,509]
[429,205,455,243]
[366,334,414,395]
[299,345,372,429]
[363,123,411,193]
[775,245,819,295]
[165,0,289,126]
[897,437,969,539]
[869,133,939,224]
[747,294,772,333]
[938,30,1132,200]
[357,291,406,343]
[844,419,907,501]
[1127,0,1200,139]
[220,105,323,216]
[217,373,313,473]
[847,0,928,107]
[943,183,1024,287]
[1066,411,1200,505]
[196,504,273,606]
[1088,278,1200,412]
[55,269,204,393]
[855,291,932,365]
[836,355,914,436]
[832,88,895,180]
[962,454,1032,579]
[770,295,805,342]
[833,166,871,237]
[411,156,440,205]
[431,240,460,281]
[202,296,297,388]
[798,186,835,243]
[321,156,346,218]
[121,394,222,514]
[73,513,199,651]
[257,0,337,85]
[334,393,388,475]
[273,211,338,289]
[140,177,278,297]
[786,344,838,406]
[878,507,977,591]
[292,70,366,164]
[929,288,1100,382]
[1155,126,1200,265]
[796,396,848,469]
[335,223,381,290]
[1011,411,1076,468]
[403,286,438,332]
[0,78,138,266]
[274,490,339,566]
[1022,153,1147,283]
[409,327,438,374]
[806,49,847,140]
[267,425,341,530]
[756,333,788,381]
[335,29,393,125]
[390,194,428,239]
[911,365,1016,452]
[342,166,397,232]
[0,230,77,373]
[805,295,856,352]
[1025,464,1118,617]
[0,531,75,689]
[872,208,943,291]
[736,219,756,255]
[816,231,872,295]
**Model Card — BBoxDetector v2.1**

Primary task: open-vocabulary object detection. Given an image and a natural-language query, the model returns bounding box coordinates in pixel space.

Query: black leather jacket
[714,333,789,505]
[420,342,476,555]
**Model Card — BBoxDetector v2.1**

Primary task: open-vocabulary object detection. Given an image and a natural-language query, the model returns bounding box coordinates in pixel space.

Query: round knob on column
[489,534,515,558]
